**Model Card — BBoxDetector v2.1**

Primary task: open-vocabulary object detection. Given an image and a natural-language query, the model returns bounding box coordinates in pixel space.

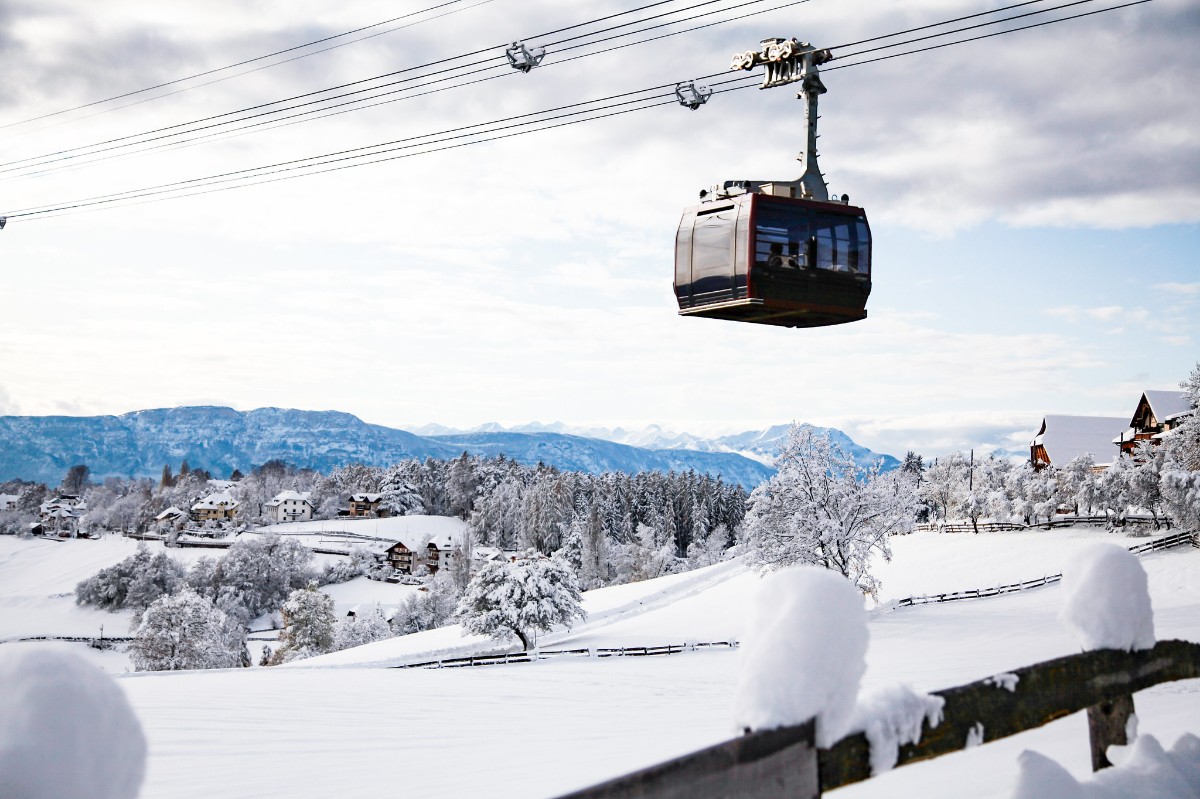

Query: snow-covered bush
[0,648,146,798]
[130,588,246,671]
[392,572,460,635]
[75,545,186,611]
[456,552,586,650]
[188,533,315,621]
[272,583,337,663]
[334,604,393,651]
[1161,466,1200,531]
[740,425,916,598]
[319,545,378,584]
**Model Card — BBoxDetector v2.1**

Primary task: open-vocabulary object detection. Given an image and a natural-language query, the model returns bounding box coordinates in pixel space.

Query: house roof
[156,506,185,520]
[427,533,460,552]
[0,494,18,507]
[350,493,383,503]
[1032,415,1128,466]
[1139,390,1193,424]
[192,491,239,511]
[265,490,312,507]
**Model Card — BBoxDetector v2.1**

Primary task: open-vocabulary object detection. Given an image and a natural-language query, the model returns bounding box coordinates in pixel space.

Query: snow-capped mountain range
[0,407,899,487]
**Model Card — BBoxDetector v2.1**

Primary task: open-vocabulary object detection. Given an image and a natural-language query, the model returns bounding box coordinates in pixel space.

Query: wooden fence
[895,530,1197,608]
[556,639,1200,799]
[393,641,739,670]
[914,515,1177,534]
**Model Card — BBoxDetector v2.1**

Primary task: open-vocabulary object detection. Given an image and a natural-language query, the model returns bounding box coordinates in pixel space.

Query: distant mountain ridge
[0,407,897,487]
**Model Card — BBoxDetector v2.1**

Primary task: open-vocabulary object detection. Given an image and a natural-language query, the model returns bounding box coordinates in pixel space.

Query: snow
[849,684,945,775]
[2,528,1198,798]
[260,514,467,550]
[0,648,146,799]
[1012,732,1200,799]
[732,567,868,747]
[1059,543,1155,651]
[985,673,1020,692]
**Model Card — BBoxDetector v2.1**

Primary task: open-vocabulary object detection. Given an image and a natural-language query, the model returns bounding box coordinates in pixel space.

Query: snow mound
[849,684,945,775]
[1059,542,1155,652]
[732,567,867,747]
[0,648,146,799]
[1011,732,1200,799]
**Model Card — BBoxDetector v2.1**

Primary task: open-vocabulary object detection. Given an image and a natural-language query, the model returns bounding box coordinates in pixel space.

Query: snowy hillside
[2,527,1197,799]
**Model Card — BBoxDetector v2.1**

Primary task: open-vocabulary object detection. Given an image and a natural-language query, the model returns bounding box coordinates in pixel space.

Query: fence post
[1086,694,1134,771]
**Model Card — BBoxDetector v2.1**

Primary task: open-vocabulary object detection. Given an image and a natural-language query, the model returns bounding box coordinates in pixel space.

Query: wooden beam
[555,719,818,799]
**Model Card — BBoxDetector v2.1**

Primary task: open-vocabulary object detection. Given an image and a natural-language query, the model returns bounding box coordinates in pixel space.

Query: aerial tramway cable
[0,0,1151,224]
[0,0,740,174]
[0,0,496,135]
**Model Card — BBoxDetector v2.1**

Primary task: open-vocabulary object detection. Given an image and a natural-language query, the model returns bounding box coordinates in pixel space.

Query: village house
[426,533,461,574]
[263,490,313,523]
[190,491,240,523]
[347,493,384,518]
[1115,390,1194,458]
[0,493,19,512]
[38,495,86,536]
[380,540,419,575]
[1030,415,1128,471]
[154,506,187,532]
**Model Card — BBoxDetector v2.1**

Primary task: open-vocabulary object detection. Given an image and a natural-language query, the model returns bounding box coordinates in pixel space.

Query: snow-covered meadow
[1,526,1198,798]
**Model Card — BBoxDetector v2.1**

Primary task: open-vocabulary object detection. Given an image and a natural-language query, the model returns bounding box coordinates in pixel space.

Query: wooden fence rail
[895,530,1196,608]
[392,641,739,670]
[557,639,1200,799]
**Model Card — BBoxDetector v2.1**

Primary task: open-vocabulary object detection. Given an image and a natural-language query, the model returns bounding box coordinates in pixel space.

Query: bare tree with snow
[740,425,917,599]
[130,589,244,671]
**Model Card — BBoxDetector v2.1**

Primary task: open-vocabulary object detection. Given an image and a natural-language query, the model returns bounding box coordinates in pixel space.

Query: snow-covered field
[2,526,1197,798]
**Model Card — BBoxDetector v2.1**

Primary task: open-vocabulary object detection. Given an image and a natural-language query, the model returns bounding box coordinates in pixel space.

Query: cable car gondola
[674,39,871,329]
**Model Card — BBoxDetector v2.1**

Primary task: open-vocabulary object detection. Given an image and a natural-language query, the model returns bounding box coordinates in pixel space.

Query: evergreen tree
[273,583,336,663]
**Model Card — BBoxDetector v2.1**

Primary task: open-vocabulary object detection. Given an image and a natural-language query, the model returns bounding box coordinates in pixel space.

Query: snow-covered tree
[273,583,337,663]
[334,604,392,651]
[918,452,968,522]
[1163,362,1200,470]
[1127,441,1167,530]
[75,546,186,612]
[686,522,730,567]
[456,552,586,650]
[1161,466,1200,531]
[740,425,916,599]
[392,572,459,635]
[378,462,425,517]
[189,534,315,621]
[130,589,244,671]
[1096,455,1133,527]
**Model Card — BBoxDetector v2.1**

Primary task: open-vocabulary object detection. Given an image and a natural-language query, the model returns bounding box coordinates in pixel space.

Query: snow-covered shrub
[75,545,186,611]
[334,604,392,651]
[272,583,337,663]
[740,425,916,599]
[187,533,315,620]
[392,572,459,635]
[319,545,377,584]
[1161,466,1200,531]
[0,648,146,799]
[131,588,245,671]
[456,552,586,650]
[732,566,868,747]
[1059,543,1155,652]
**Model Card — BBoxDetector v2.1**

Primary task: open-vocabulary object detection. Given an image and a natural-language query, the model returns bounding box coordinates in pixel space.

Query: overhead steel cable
[1,0,804,185]
[0,0,803,180]
[0,0,700,170]
[827,0,1151,70]
[3,71,759,218]
[827,0,1056,50]
[833,0,1107,62]
[2,0,1148,224]
[0,0,491,133]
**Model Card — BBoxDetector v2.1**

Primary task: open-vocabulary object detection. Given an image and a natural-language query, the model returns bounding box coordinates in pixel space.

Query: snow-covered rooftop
[1140,389,1193,424]
[1031,415,1127,466]
[264,490,312,507]
[350,493,383,503]
[191,492,238,511]
[154,506,184,521]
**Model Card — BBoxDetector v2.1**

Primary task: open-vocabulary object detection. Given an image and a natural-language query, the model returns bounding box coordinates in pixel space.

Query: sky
[0,0,1197,460]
